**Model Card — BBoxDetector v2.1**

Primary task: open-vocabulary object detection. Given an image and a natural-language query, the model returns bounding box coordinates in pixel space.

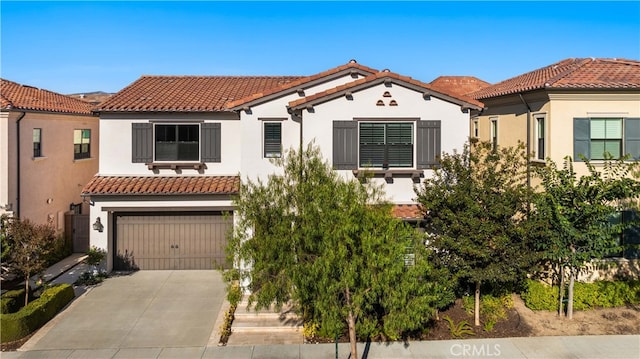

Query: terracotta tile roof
[81,175,240,196]
[226,60,378,109]
[429,76,492,97]
[96,76,304,112]
[470,58,640,100]
[288,70,484,110]
[391,204,424,220]
[0,78,95,114]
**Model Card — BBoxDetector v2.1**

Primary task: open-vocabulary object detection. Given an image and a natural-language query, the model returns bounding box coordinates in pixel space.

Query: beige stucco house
[468,58,640,175]
[0,79,99,234]
[467,58,640,262]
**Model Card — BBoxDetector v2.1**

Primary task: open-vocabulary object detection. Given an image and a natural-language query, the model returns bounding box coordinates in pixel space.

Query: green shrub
[443,315,475,338]
[461,294,512,332]
[0,284,75,343]
[0,289,27,314]
[521,279,558,311]
[522,279,640,312]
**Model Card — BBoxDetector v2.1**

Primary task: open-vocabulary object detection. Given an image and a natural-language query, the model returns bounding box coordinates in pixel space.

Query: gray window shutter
[132,123,153,163]
[333,121,357,170]
[417,120,441,169]
[573,118,590,162]
[201,123,221,163]
[624,118,640,160]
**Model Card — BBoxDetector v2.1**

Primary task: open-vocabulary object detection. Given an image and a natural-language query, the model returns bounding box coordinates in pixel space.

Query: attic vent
[389,100,398,106]
[383,91,392,97]
[376,100,385,106]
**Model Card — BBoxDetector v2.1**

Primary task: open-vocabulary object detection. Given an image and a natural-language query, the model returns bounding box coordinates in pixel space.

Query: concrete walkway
[2,335,638,358]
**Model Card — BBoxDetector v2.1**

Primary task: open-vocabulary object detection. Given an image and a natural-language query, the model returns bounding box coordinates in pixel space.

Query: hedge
[521,279,640,312]
[0,288,28,314]
[0,284,75,343]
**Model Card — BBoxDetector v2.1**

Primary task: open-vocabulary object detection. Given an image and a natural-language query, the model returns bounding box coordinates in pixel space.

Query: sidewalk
[2,335,638,358]
[29,253,87,290]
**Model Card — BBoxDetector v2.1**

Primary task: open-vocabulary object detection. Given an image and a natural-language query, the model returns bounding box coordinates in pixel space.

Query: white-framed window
[359,122,414,168]
[574,117,639,161]
[74,129,91,160]
[490,117,498,150]
[535,115,546,160]
[154,124,199,161]
[263,122,282,158]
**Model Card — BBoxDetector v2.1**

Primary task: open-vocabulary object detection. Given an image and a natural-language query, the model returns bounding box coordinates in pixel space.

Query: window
[155,124,199,161]
[607,210,640,259]
[132,122,221,164]
[591,118,622,160]
[74,129,91,160]
[574,117,640,161]
[333,120,439,170]
[33,128,42,157]
[359,122,413,168]
[473,120,479,138]
[490,118,498,150]
[263,122,282,158]
[535,116,545,160]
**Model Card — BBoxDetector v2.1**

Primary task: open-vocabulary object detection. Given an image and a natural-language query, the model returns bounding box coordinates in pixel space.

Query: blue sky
[1,1,639,94]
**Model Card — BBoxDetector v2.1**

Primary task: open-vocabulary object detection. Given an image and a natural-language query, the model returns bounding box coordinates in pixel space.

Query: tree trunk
[474,281,481,327]
[558,264,565,317]
[25,274,30,306]
[345,287,358,359]
[567,268,575,320]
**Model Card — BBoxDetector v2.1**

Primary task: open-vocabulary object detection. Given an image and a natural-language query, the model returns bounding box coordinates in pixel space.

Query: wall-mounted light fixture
[93,217,104,232]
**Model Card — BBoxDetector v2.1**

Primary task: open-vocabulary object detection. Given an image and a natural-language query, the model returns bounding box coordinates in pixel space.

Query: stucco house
[0,79,98,235]
[467,58,640,260]
[82,60,482,272]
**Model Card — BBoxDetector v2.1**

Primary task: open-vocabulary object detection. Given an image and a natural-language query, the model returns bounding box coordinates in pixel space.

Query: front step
[229,296,304,343]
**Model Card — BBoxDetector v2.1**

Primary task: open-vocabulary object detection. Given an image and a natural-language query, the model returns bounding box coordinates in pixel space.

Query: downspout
[15,111,26,218]
[518,94,532,190]
[518,94,532,218]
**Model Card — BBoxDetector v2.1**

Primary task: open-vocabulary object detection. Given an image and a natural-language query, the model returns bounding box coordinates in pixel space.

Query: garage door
[114,213,232,270]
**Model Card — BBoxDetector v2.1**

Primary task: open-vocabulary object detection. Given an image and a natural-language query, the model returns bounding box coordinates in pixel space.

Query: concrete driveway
[22,271,226,351]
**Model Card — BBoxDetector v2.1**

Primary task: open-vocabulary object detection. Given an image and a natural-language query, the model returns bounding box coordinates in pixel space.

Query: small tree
[5,218,58,306]
[532,155,640,319]
[415,140,537,326]
[227,144,451,358]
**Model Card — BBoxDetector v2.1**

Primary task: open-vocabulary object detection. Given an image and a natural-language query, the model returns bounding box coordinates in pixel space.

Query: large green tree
[531,155,640,319]
[227,144,451,358]
[415,140,537,326]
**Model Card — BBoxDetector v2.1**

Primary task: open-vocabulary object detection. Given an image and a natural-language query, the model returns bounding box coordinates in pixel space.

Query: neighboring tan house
[467,58,640,260]
[0,79,99,235]
[82,60,482,272]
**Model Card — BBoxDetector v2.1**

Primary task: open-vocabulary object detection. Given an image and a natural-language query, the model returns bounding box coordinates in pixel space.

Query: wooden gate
[65,213,90,253]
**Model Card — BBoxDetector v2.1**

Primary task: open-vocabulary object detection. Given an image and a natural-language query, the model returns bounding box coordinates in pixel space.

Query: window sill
[352,169,423,183]
[73,157,94,162]
[32,156,47,162]
[146,162,207,171]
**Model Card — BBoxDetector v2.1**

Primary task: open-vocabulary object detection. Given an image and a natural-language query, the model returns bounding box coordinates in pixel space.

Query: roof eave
[290,77,483,111]
[228,67,376,111]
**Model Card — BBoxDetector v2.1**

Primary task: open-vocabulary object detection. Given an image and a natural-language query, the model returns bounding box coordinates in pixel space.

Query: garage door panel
[115,214,232,270]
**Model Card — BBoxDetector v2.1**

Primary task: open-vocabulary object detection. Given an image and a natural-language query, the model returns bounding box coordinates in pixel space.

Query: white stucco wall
[238,74,369,181]
[98,114,242,176]
[300,82,470,203]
